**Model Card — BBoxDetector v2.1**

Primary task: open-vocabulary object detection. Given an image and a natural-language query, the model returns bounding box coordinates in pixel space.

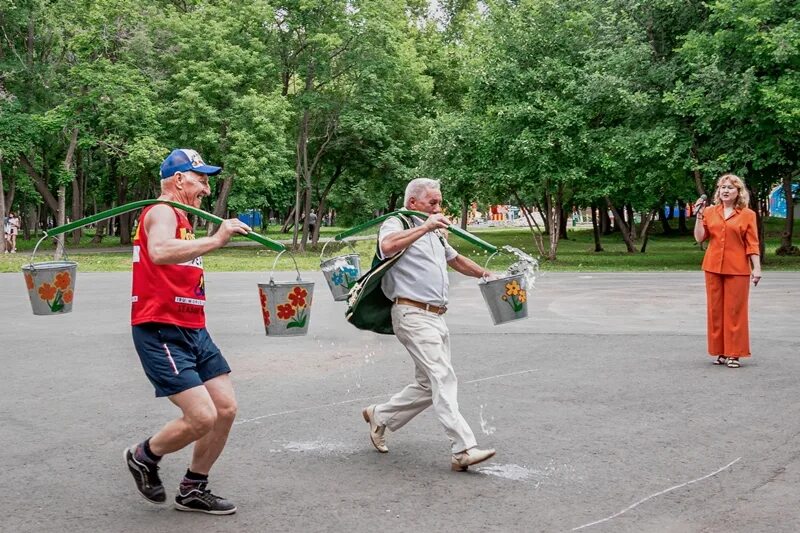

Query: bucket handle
[269,249,303,284]
[481,251,500,281]
[319,238,357,263]
[27,235,70,270]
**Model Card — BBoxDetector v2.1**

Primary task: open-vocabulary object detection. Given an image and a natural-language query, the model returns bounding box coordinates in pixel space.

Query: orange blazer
[701,205,760,275]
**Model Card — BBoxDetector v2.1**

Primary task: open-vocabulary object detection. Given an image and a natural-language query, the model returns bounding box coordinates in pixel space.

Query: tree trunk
[302,183,313,249]
[591,203,603,252]
[776,173,797,255]
[749,186,766,261]
[535,201,549,235]
[388,192,398,212]
[55,128,79,259]
[22,202,32,240]
[545,189,561,260]
[19,153,59,215]
[677,199,688,234]
[513,190,546,257]
[281,206,296,233]
[659,205,673,235]
[626,204,636,241]
[691,140,706,196]
[91,202,107,244]
[558,205,568,239]
[0,156,6,253]
[55,185,66,259]
[114,161,133,245]
[312,164,343,244]
[70,150,83,245]
[605,197,637,253]
[294,60,318,252]
[1,160,15,222]
[207,175,234,236]
[460,197,468,230]
[639,208,657,253]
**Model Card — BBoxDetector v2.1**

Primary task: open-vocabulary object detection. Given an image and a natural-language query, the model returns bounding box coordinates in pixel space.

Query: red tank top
[131,205,206,328]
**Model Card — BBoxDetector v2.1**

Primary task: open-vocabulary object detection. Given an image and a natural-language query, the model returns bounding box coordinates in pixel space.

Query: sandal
[713,356,727,365]
[726,358,741,368]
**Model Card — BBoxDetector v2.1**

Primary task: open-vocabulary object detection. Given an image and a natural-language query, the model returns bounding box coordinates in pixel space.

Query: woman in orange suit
[694,174,762,368]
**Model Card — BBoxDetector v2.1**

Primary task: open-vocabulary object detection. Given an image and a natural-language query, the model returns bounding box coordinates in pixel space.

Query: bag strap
[372,213,413,268]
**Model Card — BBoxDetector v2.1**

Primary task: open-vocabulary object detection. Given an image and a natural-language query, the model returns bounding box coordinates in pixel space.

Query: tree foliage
[1,0,796,256]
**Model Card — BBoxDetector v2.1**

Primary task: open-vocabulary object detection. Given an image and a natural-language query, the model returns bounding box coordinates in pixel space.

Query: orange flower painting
[38,283,57,301]
[54,271,71,290]
[34,272,74,313]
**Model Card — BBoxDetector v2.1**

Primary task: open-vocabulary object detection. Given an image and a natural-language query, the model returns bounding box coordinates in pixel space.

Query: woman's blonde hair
[713,173,750,209]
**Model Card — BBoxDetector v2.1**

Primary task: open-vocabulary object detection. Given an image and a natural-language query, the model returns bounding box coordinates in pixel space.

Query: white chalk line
[570,457,742,531]
[465,368,538,384]
[235,368,538,426]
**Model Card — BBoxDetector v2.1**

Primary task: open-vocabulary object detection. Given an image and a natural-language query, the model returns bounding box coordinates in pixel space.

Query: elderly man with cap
[124,149,250,515]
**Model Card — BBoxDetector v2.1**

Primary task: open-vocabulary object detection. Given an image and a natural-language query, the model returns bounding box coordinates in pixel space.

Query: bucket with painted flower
[478,251,530,325]
[257,251,314,336]
[22,237,78,316]
[319,240,361,302]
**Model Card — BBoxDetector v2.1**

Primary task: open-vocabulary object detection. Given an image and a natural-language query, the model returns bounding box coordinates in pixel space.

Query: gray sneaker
[175,482,237,515]
[362,405,388,453]
[124,446,165,504]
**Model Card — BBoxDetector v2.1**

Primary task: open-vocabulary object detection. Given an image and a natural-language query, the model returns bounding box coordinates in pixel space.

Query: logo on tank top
[195,275,205,298]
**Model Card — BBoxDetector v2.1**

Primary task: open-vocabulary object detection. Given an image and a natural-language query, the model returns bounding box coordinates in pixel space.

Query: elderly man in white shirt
[362,178,496,471]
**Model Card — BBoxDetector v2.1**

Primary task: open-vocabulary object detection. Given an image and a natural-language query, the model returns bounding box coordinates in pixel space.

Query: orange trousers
[704,272,751,357]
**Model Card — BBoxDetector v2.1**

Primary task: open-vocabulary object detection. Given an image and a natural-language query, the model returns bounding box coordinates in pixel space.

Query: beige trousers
[373,304,477,453]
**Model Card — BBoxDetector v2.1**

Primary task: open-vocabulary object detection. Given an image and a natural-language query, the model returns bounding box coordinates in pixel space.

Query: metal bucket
[319,240,361,302]
[478,252,529,325]
[258,251,314,336]
[22,237,77,316]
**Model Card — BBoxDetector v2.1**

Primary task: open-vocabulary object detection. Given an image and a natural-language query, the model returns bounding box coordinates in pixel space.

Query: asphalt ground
[0,270,797,533]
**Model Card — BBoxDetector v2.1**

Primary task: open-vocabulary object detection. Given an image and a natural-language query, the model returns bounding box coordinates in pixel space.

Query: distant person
[125,148,250,515]
[308,209,317,236]
[362,177,496,472]
[7,211,20,253]
[694,173,761,368]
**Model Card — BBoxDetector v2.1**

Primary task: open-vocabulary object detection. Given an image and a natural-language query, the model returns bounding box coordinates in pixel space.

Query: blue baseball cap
[160,149,222,179]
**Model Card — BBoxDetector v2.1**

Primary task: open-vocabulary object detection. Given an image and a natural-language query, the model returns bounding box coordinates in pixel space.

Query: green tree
[666,0,800,255]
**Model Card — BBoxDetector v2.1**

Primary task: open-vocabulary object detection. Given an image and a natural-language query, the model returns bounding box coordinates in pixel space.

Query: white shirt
[379,215,458,306]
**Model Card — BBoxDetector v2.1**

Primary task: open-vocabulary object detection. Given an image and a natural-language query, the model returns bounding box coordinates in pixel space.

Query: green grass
[2,217,798,273]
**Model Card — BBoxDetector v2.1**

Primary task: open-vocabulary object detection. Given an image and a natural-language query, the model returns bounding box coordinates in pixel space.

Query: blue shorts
[132,323,231,397]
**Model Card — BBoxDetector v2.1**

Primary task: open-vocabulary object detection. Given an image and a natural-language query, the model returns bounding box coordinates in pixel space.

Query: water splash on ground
[475,463,535,481]
[476,460,579,486]
[280,440,355,455]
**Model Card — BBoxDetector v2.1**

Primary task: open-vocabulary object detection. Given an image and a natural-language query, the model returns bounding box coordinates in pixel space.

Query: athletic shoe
[175,482,237,515]
[124,446,166,503]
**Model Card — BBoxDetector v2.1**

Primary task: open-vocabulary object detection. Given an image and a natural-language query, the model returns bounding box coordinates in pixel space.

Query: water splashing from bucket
[501,245,539,291]
[478,246,537,325]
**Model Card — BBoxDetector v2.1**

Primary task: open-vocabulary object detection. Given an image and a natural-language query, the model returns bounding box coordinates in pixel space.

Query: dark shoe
[713,356,727,365]
[451,447,496,472]
[124,446,166,504]
[362,405,388,453]
[175,482,237,515]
